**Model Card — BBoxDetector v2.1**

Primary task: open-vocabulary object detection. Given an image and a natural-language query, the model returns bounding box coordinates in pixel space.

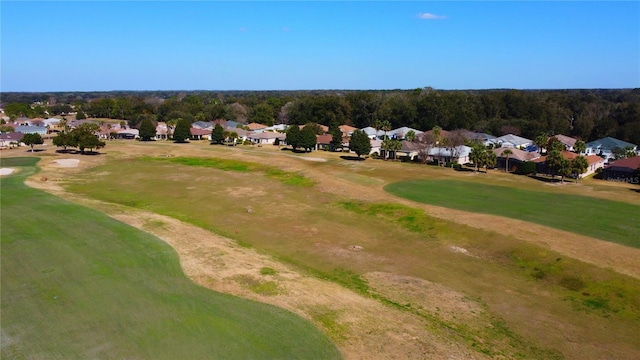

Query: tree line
[2,88,639,145]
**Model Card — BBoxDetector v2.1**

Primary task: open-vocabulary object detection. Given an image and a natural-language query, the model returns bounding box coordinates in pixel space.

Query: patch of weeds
[317,268,368,295]
[164,157,251,172]
[337,201,439,234]
[583,297,609,311]
[143,219,166,230]
[233,274,281,296]
[531,267,547,280]
[260,267,278,276]
[307,306,348,341]
[251,281,280,296]
[559,276,585,291]
[265,168,315,187]
[147,156,314,187]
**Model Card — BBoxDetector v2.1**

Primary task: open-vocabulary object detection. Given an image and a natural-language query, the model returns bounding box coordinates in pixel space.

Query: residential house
[190,128,211,140]
[553,134,578,152]
[15,117,31,125]
[117,128,139,139]
[247,122,268,132]
[462,131,497,147]
[192,121,214,130]
[602,156,640,184]
[339,125,358,137]
[417,129,452,145]
[264,124,287,132]
[361,127,381,139]
[396,140,422,161]
[369,139,382,155]
[224,120,241,129]
[429,145,472,165]
[585,137,638,163]
[246,131,285,145]
[155,122,171,140]
[493,147,540,172]
[493,134,532,149]
[532,151,604,178]
[315,134,334,151]
[388,127,423,140]
[223,127,250,143]
[15,125,48,136]
[0,132,24,148]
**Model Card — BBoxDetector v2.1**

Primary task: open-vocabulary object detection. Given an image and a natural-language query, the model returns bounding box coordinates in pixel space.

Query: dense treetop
[1,88,639,145]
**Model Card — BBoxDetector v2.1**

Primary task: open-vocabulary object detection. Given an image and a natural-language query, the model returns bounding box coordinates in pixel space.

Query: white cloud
[417,12,447,20]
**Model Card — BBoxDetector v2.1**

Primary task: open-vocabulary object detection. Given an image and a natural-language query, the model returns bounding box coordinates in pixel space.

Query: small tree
[22,133,43,152]
[534,133,549,154]
[574,140,586,154]
[172,119,191,143]
[349,130,371,159]
[571,155,589,183]
[286,125,301,150]
[405,130,416,142]
[546,149,564,178]
[211,123,225,144]
[501,148,513,172]
[75,109,87,120]
[470,143,487,172]
[299,124,318,152]
[329,124,343,151]
[70,123,105,154]
[416,132,435,164]
[139,118,156,141]
[484,149,497,172]
[53,132,73,151]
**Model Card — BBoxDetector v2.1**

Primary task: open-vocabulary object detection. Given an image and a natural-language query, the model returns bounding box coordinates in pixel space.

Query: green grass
[146,156,314,187]
[58,152,640,358]
[385,179,640,248]
[0,161,341,359]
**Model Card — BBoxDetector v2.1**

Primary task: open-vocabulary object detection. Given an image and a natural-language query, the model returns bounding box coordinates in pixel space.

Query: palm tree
[470,143,486,172]
[574,139,586,154]
[501,148,513,172]
[534,133,548,154]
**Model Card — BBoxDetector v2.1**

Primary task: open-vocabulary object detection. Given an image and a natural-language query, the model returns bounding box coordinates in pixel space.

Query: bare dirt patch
[54,159,80,168]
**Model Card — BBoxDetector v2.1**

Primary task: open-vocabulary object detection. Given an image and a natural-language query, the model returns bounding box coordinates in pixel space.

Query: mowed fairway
[385,179,640,248]
[0,158,341,359]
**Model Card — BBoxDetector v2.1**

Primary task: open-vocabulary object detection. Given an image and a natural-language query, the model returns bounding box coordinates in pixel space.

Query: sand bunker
[55,159,80,168]
[0,168,16,176]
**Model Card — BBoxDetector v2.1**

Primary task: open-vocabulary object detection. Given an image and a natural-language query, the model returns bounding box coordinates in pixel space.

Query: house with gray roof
[585,137,638,162]
[388,127,423,140]
[493,134,532,149]
[15,125,48,136]
[0,132,24,148]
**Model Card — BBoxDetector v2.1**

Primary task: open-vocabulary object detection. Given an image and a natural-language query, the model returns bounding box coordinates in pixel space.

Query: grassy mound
[1,159,341,359]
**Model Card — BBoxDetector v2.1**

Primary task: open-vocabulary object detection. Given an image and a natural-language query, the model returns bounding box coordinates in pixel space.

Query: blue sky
[2,1,638,91]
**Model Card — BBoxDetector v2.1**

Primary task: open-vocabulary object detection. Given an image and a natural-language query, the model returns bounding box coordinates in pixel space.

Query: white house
[429,145,472,164]
[492,134,533,149]
[388,127,423,140]
[585,137,638,163]
[247,131,285,145]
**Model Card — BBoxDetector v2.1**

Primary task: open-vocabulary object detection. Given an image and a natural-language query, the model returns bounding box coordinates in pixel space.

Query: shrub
[517,161,536,175]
